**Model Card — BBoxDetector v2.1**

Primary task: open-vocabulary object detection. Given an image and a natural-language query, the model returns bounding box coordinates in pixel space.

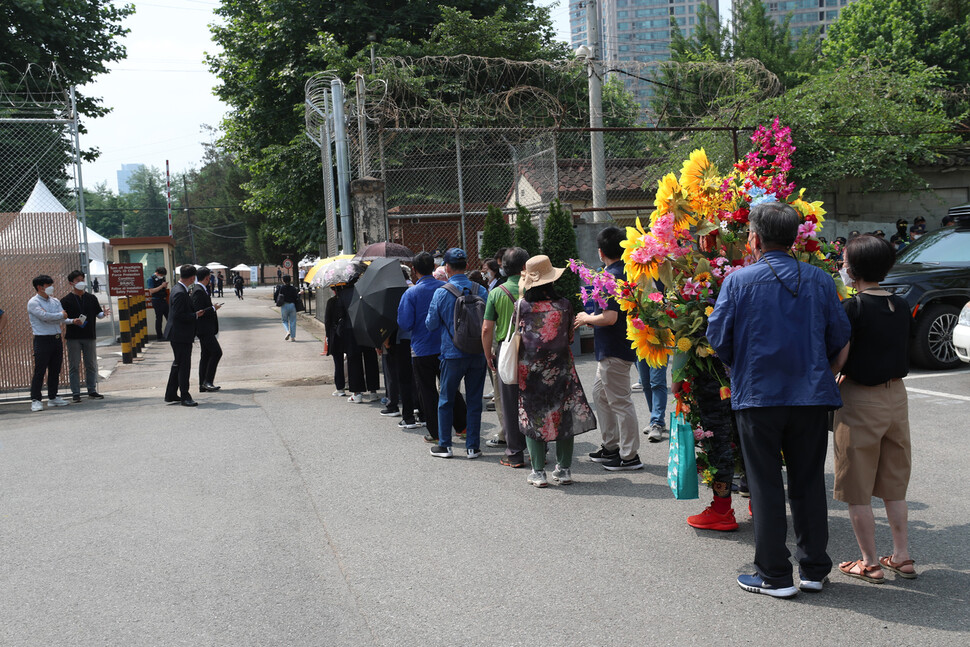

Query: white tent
[230,263,251,271]
[19,179,110,285]
[206,262,229,270]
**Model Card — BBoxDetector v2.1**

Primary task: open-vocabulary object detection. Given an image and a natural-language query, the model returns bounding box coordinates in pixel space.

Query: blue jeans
[438,354,487,450]
[637,359,667,427]
[281,302,297,339]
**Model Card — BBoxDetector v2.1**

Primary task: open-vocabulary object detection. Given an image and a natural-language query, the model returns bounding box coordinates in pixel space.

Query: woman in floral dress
[517,255,597,488]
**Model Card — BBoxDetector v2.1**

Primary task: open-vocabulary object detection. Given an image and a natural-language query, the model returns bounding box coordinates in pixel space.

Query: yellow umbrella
[304,254,354,285]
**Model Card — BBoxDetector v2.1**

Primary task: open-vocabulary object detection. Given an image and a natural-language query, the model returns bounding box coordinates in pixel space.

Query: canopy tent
[18,179,110,285]
[206,262,229,270]
[230,263,251,272]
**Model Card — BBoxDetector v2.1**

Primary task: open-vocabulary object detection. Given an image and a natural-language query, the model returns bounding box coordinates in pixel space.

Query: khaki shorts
[833,378,912,505]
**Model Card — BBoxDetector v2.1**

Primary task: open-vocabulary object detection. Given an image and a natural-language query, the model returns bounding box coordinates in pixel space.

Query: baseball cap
[443,248,467,264]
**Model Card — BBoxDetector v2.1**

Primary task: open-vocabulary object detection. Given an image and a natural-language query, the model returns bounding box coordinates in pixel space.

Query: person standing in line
[831,235,917,583]
[325,284,350,397]
[707,202,850,598]
[482,246,529,467]
[340,268,381,403]
[92,277,99,293]
[27,275,74,412]
[277,275,300,341]
[425,248,487,459]
[398,252,468,444]
[637,360,668,441]
[164,264,205,407]
[147,266,169,341]
[233,273,245,300]
[517,256,597,487]
[62,270,109,402]
[191,267,223,392]
[574,227,644,471]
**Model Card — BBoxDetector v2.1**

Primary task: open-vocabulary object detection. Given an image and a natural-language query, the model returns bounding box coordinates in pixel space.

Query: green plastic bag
[668,413,699,500]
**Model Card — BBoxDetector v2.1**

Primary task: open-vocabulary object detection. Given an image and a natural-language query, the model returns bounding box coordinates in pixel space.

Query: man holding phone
[190,267,223,393]
[63,270,109,402]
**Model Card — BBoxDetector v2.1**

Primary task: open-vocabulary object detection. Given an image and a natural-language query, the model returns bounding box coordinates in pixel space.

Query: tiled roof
[517,158,663,200]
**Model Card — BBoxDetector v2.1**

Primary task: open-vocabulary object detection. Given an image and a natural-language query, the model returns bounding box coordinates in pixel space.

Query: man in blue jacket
[398,251,467,444]
[707,202,851,598]
[424,248,488,459]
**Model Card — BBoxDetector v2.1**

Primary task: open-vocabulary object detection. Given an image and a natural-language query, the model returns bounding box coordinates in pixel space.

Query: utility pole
[331,79,354,253]
[585,0,609,222]
[182,176,198,263]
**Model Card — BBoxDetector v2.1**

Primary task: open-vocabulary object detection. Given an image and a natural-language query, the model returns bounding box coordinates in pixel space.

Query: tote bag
[497,300,521,385]
[667,413,699,500]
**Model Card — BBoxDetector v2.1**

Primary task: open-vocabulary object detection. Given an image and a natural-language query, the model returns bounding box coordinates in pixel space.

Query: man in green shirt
[482,247,529,467]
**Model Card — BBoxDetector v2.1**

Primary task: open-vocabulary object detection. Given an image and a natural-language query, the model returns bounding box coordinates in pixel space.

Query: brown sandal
[839,559,885,584]
[879,556,918,579]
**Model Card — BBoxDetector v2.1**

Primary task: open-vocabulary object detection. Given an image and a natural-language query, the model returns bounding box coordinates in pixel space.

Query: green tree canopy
[541,200,582,312]
[480,205,513,260]
[823,0,970,87]
[513,204,541,257]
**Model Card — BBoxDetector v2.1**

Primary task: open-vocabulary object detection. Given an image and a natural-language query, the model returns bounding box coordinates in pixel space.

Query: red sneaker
[687,505,739,532]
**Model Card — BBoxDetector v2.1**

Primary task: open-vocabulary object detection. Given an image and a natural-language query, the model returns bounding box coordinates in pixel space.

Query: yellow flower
[704,306,714,316]
[694,271,712,284]
[701,469,713,484]
[627,318,674,368]
[680,149,720,193]
[653,173,696,230]
[676,337,692,352]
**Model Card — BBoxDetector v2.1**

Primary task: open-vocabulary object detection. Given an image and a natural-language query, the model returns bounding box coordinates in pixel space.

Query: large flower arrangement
[570,119,845,485]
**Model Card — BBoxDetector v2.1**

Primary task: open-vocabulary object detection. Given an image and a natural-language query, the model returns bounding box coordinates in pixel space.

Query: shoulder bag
[497,299,521,385]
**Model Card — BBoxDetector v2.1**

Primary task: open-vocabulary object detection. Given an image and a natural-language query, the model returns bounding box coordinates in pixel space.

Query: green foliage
[731,0,820,87]
[513,204,540,257]
[481,205,513,260]
[824,0,970,88]
[541,200,582,313]
[648,61,961,196]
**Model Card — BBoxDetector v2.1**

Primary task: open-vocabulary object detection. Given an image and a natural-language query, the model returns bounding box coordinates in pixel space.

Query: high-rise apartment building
[569,0,719,109]
[116,163,144,195]
[757,0,856,39]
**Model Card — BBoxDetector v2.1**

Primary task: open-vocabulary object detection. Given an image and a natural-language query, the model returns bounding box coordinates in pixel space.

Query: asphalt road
[2,287,968,646]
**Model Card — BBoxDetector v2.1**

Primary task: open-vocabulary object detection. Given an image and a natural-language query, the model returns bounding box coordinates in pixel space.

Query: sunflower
[680,148,720,193]
[653,173,695,230]
[694,271,713,284]
[621,217,662,285]
[791,188,827,225]
[627,318,674,368]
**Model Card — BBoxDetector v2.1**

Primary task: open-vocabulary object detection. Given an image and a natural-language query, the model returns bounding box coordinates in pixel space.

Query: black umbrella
[348,257,408,347]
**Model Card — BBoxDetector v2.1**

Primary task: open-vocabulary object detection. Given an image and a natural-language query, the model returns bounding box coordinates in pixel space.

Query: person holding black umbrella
[340,265,380,403]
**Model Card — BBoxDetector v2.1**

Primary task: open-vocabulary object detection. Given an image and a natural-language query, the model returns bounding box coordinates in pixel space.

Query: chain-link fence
[1,64,88,398]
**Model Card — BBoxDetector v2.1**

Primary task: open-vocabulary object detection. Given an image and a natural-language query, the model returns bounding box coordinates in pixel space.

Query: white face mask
[74,281,86,291]
[839,268,854,288]
[486,271,494,281]
[44,285,55,296]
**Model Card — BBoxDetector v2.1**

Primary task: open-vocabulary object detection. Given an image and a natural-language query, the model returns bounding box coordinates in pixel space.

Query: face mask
[485,271,494,281]
[499,267,507,277]
[839,268,854,288]
[45,285,54,296]
[74,281,86,291]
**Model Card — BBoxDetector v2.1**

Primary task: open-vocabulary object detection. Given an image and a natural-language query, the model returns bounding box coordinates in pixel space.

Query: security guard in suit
[164,264,204,406]
[190,267,223,393]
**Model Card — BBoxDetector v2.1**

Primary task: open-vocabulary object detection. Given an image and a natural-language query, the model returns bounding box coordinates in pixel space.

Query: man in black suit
[191,267,223,393]
[164,264,205,406]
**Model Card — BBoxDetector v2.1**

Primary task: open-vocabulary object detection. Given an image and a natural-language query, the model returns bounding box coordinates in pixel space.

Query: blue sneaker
[737,573,798,598]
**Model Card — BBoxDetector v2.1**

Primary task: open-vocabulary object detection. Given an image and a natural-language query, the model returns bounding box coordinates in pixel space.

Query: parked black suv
[881,208,970,369]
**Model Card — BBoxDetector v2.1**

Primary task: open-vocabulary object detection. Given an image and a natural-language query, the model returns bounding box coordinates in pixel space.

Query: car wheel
[911,304,961,370]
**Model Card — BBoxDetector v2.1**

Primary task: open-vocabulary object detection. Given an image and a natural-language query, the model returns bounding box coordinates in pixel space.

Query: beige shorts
[833,377,912,505]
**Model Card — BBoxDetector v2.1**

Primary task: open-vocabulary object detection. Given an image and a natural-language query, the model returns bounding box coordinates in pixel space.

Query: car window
[896,229,970,264]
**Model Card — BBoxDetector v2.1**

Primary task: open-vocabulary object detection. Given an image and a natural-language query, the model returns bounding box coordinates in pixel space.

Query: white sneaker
[331,390,348,397]
[348,393,365,403]
[552,465,573,485]
[362,392,378,403]
[527,470,548,488]
[48,397,70,407]
[631,381,643,392]
[31,400,43,412]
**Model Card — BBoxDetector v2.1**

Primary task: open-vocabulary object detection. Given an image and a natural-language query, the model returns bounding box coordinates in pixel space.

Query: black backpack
[442,283,485,354]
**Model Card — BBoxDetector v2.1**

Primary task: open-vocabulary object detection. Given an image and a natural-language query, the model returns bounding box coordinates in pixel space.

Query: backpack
[442,282,485,354]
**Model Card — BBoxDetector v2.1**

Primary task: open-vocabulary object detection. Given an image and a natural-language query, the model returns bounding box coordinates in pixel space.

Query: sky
[78,1,668,194]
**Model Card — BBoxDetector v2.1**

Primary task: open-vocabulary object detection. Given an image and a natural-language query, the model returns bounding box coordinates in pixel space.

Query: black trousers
[198,334,223,387]
[153,299,169,340]
[386,340,421,422]
[412,353,466,440]
[692,369,739,489]
[496,357,526,461]
[347,345,380,394]
[735,406,831,587]
[330,345,346,391]
[31,335,63,401]
[165,341,194,400]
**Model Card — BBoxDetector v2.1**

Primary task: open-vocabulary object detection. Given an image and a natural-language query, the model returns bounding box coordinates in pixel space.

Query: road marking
[904,369,970,380]
[907,387,970,403]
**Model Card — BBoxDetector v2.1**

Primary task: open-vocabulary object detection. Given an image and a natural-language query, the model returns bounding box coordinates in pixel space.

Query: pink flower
[647,292,663,303]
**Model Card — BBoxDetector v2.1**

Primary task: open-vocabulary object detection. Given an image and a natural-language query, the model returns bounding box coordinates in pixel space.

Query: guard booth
[109,236,176,339]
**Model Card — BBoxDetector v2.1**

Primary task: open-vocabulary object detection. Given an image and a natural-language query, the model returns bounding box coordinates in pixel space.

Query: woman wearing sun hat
[516,255,597,487]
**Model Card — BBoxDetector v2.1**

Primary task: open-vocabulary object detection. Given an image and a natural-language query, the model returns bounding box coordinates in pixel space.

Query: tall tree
[513,204,541,257]
[480,205,513,261]
[823,0,970,88]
